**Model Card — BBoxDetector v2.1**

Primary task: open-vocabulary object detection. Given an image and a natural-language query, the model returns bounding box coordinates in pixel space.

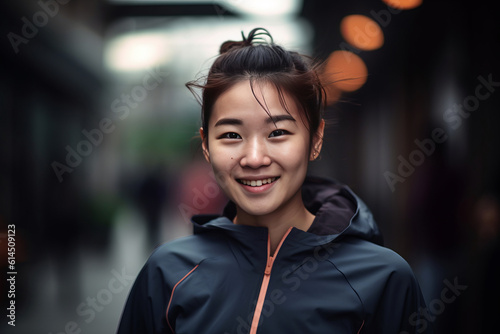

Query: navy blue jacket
[117,177,431,333]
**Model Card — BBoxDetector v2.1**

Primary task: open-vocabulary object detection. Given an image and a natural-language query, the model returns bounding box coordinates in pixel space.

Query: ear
[200,127,210,163]
[310,119,325,161]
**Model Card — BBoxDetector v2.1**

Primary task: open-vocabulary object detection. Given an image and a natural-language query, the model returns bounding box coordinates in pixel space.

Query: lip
[236,176,279,193]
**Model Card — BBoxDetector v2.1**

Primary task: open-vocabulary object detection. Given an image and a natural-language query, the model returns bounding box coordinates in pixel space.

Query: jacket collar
[191,176,383,247]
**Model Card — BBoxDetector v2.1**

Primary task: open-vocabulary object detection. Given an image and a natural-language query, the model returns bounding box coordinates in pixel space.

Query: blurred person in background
[132,164,171,249]
[117,28,431,334]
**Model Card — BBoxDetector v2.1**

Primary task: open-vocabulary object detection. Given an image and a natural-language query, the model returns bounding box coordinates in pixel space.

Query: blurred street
[1,1,500,333]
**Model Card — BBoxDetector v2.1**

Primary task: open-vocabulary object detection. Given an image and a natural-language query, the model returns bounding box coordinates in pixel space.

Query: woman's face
[201,80,324,218]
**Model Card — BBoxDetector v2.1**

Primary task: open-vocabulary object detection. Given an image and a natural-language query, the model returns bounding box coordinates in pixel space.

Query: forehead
[210,80,302,125]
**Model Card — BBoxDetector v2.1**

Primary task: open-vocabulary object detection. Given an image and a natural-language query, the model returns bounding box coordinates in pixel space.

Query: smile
[237,177,279,187]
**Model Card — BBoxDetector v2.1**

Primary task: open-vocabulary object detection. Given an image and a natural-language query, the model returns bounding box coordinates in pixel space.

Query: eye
[269,129,289,138]
[219,132,241,139]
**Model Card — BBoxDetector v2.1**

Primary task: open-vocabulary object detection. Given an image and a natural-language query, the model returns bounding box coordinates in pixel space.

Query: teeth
[240,177,277,187]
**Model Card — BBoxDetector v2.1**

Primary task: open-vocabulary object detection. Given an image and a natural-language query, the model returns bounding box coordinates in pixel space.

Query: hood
[191,176,384,246]
[302,176,383,245]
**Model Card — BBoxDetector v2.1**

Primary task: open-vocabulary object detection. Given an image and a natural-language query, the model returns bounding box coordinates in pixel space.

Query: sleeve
[116,257,172,334]
[367,261,435,334]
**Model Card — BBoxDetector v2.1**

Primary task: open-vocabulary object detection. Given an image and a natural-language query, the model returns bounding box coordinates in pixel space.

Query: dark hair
[186,27,326,149]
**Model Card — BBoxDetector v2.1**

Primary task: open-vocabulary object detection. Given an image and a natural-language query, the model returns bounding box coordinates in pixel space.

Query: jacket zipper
[249,227,293,334]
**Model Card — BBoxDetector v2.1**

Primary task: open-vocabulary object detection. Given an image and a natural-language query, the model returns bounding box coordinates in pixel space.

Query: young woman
[117,28,431,334]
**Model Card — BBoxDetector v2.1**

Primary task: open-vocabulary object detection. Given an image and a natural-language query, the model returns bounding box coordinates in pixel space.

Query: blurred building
[1,1,499,333]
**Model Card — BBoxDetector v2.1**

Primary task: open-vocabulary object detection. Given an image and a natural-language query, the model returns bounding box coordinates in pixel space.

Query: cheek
[272,140,310,163]
[210,144,234,162]
[209,152,226,173]
[207,146,237,178]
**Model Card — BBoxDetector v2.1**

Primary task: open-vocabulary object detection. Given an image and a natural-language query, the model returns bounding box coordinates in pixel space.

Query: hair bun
[219,28,273,54]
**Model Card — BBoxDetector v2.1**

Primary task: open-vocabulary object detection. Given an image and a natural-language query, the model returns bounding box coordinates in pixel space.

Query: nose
[240,137,271,168]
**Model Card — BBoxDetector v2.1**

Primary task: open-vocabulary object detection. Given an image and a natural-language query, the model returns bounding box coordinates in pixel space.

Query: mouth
[237,177,279,187]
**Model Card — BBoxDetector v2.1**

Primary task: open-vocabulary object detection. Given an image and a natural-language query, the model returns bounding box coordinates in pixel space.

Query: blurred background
[1,0,499,333]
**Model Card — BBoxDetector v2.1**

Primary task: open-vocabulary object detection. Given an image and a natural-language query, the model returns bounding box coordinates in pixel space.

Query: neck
[234,194,315,255]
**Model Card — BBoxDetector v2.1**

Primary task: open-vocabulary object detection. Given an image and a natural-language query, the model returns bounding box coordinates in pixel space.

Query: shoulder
[147,232,219,266]
[330,239,431,332]
[334,237,415,275]
[135,233,221,283]
[148,234,198,260]
[328,237,422,307]
[328,237,420,299]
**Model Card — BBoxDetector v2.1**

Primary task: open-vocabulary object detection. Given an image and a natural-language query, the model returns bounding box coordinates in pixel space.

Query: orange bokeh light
[323,50,368,92]
[321,79,342,105]
[382,0,422,10]
[340,15,384,51]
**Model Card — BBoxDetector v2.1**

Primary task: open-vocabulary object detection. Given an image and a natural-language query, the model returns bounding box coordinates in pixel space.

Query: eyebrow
[214,114,296,127]
[266,114,296,124]
[214,118,243,127]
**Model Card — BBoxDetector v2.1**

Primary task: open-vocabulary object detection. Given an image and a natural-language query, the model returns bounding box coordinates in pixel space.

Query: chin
[236,202,278,218]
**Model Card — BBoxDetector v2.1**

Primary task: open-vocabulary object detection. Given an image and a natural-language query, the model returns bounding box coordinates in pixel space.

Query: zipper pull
[265,256,273,275]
